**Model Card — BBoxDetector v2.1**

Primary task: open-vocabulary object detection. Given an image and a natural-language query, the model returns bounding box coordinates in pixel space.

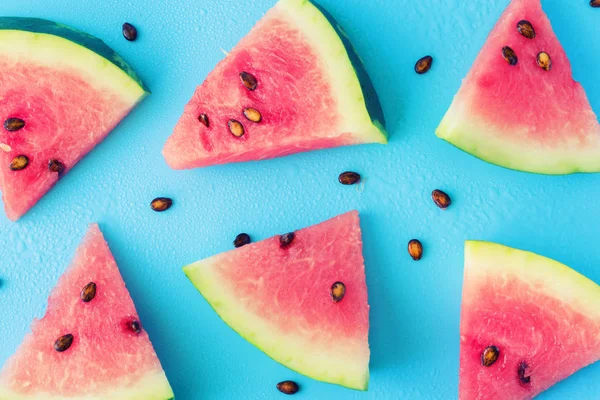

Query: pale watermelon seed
[129,320,142,334]
[279,232,295,248]
[239,72,258,91]
[276,380,299,395]
[501,46,518,66]
[243,108,262,123]
[414,55,433,74]
[54,334,74,352]
[233,233,251,248]
[228,120,245,138]
[481,346,500,367]
[3,118,25,132]
[518,361,531,384]
[9,155,29,171]
[516,20,535,39]
[536,52,552,71]
[0,143,11,152]
[199,114,210,127]
[330,282,346,303]
[48,159,65,175]
[80,282,97,303]
[408,239,423,261]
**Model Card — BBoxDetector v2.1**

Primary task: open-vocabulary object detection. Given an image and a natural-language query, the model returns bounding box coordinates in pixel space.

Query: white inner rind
[0,370,174,400]
[0,30,147,105]
[277,0,386,144]
[184,257,370,391]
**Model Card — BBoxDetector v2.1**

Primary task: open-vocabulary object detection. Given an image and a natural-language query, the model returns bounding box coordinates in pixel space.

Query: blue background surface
[0,0,599,398]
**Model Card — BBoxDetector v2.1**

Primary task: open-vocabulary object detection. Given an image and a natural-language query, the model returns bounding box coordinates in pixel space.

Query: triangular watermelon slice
[437,0,600,174]
[184,211,370,390]
[163,0,387,170]
[459,241,600,399]
[0,18,148,221]
[0,224,174,399]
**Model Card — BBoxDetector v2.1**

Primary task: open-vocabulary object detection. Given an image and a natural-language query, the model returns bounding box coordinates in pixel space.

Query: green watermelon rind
[278,0,387,144]
[183,258,370,391]
[0,370,174,399]
[465,241,600,315]
[0,17,149,102]
[437,109,600,175]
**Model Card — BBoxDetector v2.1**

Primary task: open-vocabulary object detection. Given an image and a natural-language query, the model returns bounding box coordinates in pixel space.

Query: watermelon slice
[460,241,600,399]
[436,0,600,174]
[163,0,386,170]
[0,18,148,220]
[183,211,370,390]
[0,224,174,399]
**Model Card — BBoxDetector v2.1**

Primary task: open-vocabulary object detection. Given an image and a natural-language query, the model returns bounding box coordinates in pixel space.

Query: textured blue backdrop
[0,0,599,398]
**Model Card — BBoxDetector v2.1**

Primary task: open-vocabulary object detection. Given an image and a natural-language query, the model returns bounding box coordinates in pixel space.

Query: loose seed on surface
[129,320,143,334]
[279,232,295,248]
[228,120,245,137]
[239,71,258,91]
[518,361,531,384]
[243,107,262,123]
[591,0,600,8]
[330,282,346,303]
[150,197,173,212]
[80,282,97,303]
[432,189,451,209]
[481,346,500,367]
[54,334,74,352]
[0,143,11,152]
[516,20,536,39]
[48,159,65,175]
[276,381,299,395]
[338,171,361,185]
[536,51,552,71]
[414,55,433,74]
[4,118,25,132]
[122,23,138,41]
[501,46,518,66]
[9,155,29,171]
[198,114,210,128]
[408,239,423,261]
[233,233,251,248]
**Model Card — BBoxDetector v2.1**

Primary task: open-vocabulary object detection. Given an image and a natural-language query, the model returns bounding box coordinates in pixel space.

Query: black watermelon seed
[516,20,536,39]
[408,239,423,261]
[338,171,361,185]
[129,320,142,334]
[122,23,138,41]
[432,189,452,209]
[80,282,97,302]
[518,361,531,384]
[151,197,173,212]
[481,346,500,367]
[502,46,518,66]
[234,233,251,248]
[4,118,25,132]
[279,232,295,248]
[9,155,29,171]
[276,380,299,395]
[199,114,210,127]
[54,334,74,352]
[414,55,433,74]
[591,0,600,8]
[330,282,346,303]
[48,159,65,175]
[240,72,258,91]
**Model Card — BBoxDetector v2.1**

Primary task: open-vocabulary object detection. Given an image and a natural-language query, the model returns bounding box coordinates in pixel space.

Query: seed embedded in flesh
[4,118,25,132]
[501,46,518,66]
[0,143,12,152]
[279,232,295,248]
[516,20,536,39]
[122,23,138,41]
[198,114,210,127]
[591,0,600,8]
[234,233,251,248]
[54,334,74,352]
[80,282,97,303]
[150,197,173,212]
[48,159,65,175]
[243,107,262,123]
[276,380,299,395]
[9,155,29,171]
[239,71,258,91]
[330,282,346,303]
[228,120,245,137]
[518,361,531,384]
[408,239,423,261]
[129,320,142,334]
[481,346,500,367]
[536,51,552,71]
[432,189,452,209]
[338,171,361,185]
[414,55,433,74]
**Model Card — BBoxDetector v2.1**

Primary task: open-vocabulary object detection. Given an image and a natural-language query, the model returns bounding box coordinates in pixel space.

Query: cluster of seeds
[480,345,531,385]
[54,282,142,353]
[406,190,452,261]
[502,20,552,71]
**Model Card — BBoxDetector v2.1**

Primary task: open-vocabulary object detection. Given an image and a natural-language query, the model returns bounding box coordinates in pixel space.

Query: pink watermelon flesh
[183,211,370,390]
[163,0,386,170]
[0,224,173,399]
[460,241,600,400]
[437,0,600,174]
